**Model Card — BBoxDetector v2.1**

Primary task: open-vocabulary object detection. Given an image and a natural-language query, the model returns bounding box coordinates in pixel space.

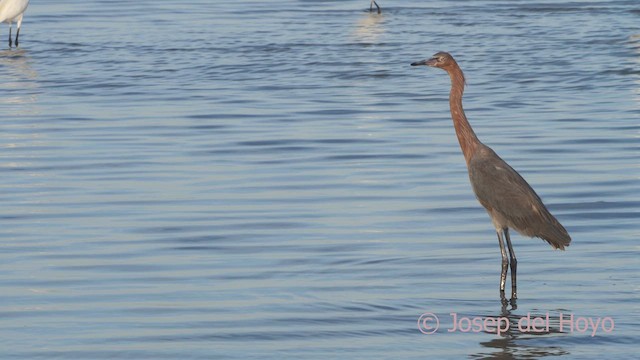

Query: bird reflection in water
[353,10,384,43]
[630,34,640,105]
[0,48,39,112]
[471,306,570,359]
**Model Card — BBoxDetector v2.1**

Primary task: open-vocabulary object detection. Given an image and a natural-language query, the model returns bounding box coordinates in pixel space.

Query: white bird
[0,0,30,47]
[370,0,380,14]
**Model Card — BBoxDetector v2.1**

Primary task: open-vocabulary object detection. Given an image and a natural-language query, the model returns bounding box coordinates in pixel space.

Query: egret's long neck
[447,64,480,165]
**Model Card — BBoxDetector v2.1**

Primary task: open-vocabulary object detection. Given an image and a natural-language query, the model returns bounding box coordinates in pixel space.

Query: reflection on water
[629,34,640,106]
[0,49,42,175]
[353,12,385,43]
[472,304,570,359]
[0,49,39,113]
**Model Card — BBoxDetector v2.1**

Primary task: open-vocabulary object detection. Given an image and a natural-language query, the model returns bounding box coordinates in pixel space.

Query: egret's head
[410,51,457,69]
[411,51,465,86]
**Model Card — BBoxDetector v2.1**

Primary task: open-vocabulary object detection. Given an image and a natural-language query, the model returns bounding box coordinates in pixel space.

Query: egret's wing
[468,145,570,249]
[468,146,543,218]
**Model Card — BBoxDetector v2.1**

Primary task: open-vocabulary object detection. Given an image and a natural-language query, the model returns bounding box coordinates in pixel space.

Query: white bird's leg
[9,23,13,48]
[504,228,517,300]
[370,0,381,14]
[16,15,23,47]
[496,230,509,296]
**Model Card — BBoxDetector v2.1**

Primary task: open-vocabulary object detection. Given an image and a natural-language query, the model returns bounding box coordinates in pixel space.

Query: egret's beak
[411,58,437,67]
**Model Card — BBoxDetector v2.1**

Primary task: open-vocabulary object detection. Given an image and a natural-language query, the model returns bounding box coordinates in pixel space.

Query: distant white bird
[370,0,380,14]
[0,0,30,47]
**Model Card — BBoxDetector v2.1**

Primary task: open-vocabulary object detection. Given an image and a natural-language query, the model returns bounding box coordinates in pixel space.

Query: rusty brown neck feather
[444,62,480,165]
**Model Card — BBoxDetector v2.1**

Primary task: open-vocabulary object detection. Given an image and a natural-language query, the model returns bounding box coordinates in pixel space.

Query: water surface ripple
[1,1,638,359]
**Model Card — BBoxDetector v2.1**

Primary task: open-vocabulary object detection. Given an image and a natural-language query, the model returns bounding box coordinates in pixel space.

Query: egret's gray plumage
[411,52,571,302]
[468,144,570,250]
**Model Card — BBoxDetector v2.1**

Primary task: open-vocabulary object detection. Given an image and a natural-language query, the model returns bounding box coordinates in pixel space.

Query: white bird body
[0,0,28,23]
[0,0,30,47]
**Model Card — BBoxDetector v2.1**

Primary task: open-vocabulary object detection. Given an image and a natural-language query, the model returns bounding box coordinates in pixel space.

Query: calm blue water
[1,1,638,359]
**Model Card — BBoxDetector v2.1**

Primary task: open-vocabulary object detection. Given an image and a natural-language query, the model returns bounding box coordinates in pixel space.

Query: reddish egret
[0,0,30,47]
[370,0,381,14]
[411,52,571,300]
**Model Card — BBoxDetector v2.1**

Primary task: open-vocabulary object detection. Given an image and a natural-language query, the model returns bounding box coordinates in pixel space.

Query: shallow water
[1,1,638,359]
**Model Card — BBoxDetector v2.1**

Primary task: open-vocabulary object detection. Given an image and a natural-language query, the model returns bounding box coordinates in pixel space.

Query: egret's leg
[504,228,517,299]
[15,16,23,47]
[497,230,508,295]
[9,25,13,48]
[370,0,381,14]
